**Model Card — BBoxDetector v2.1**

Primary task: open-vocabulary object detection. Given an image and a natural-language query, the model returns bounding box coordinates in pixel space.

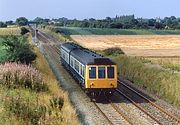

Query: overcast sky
[0,0,179,21]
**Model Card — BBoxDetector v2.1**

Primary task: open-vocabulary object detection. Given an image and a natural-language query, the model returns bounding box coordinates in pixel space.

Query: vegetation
[51,27,180,35]
[34,15,180,30]
[104,47,125,56]
[146,58,180,72]
[1,36,36,64]
[20,27,30,35]
[16,17,28,26]
[0,38,8,62]
[0,33,80,124]
[108,54,180,107]
[0,27,20,36]
[42,27,69,42]
[0,22,7,28]
[0,63,48,92]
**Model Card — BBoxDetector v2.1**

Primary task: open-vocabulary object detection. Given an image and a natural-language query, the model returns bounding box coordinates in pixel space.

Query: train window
[80,65,82,74]
[82,67,85,77]
[107,67,114,78]
[98,67,105,78]
[89,67,96,79]
[70,58,74,67]
[62,53,65,59]
[75,60,79,72]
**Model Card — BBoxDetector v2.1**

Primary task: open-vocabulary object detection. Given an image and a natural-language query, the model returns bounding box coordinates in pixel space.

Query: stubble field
[71,35,180,57]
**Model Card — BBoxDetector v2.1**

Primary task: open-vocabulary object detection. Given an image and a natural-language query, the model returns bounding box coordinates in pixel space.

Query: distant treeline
[1,15,180,29]
[36,15,180,30]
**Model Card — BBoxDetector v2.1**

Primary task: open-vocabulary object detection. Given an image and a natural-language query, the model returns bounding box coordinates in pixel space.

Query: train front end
[85,58,117,95]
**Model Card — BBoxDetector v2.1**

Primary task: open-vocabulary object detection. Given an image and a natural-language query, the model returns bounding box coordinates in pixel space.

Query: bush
[2,36,36,64]
[104,47,125,56]
[20,27,29,35]
[0,63,48,92]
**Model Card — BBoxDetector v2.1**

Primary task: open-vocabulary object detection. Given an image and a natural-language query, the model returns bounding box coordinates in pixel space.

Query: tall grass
[111,55,180,107]
[0,63,47,92]
[146,57,180,72]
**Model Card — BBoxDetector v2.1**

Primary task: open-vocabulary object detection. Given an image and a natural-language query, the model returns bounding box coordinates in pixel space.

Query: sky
[0,0,180,21]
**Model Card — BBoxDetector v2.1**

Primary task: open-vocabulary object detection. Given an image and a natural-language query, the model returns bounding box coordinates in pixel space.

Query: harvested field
[71,35,180,56]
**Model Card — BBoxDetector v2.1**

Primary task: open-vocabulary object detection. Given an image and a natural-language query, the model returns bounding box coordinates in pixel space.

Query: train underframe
[85,88,115,100]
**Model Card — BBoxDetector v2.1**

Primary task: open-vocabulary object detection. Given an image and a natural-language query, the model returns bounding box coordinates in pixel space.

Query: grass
[110,55,180,107]
[55,27,180,35]
[0,27,20,36]
[146,57,180,72]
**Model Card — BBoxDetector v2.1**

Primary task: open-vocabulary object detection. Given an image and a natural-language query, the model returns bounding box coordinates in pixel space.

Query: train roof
[60,42,116,65]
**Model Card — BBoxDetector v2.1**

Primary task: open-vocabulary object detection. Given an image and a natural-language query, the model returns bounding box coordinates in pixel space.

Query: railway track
[33,29,180,125]
[117,80,180,125]
[93,100,133,125]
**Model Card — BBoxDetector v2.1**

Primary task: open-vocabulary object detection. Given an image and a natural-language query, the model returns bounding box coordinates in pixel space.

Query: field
[71,35,180,57]
[57,27,180,35]
[0,27,20,36]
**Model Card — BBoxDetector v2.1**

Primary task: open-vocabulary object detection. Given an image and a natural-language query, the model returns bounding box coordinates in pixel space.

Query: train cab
[85,58,117,93]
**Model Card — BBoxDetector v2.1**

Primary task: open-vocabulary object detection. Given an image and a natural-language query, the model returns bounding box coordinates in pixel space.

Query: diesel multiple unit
[60,42,117,96]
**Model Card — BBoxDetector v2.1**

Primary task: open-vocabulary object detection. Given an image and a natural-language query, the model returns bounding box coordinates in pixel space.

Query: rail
[118,79,180,124]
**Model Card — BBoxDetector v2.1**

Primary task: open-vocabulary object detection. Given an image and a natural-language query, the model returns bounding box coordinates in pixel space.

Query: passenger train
[60,42,117,97]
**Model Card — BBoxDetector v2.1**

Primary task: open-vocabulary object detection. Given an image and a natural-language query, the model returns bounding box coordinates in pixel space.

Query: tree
[16,17,28,26]
[110,23,123,29]
[155,22,164,29]
[34,17,44,24]
[0,22,7,28]
[148,19,156,26]
[5,20,14,25]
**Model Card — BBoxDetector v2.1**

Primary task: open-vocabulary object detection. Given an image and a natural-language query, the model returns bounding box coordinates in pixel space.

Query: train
[60,42,117,97]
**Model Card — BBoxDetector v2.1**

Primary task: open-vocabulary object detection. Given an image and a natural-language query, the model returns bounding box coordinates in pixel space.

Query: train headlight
[91,83,94,86]
[110,83,114,87]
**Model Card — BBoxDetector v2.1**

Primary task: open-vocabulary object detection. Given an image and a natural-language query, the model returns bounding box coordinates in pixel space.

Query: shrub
[104,47,125,56]
[20,27,29,35]
[0,63,48,92]
[2,36,36,64]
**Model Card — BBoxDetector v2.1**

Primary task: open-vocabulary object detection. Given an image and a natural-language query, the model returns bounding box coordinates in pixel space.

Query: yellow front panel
[85,65,117,88]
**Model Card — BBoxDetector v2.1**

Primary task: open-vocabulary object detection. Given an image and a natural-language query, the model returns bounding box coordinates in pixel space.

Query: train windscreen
[98,67,105,78]
[107,67,114,78]
[89,67,96,79]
